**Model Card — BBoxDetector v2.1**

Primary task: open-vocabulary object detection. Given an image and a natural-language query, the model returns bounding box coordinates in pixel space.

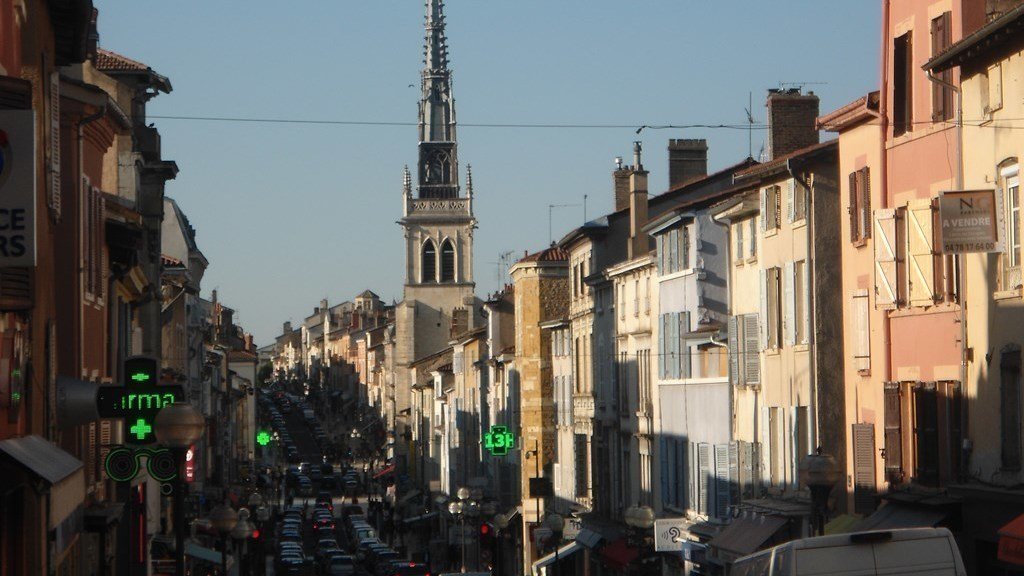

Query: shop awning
[0,435,84,526]
[373,464,396,479]
[532,541,584,575]
[708,513,788,559]
[599,537,639,570]
[999,513,1024,566]
[853,503,948,532]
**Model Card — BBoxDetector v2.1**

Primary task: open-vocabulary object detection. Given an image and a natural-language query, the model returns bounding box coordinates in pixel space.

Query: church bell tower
[397,0,477,361]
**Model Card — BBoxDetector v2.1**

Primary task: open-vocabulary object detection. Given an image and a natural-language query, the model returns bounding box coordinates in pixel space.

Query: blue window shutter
[680,312,691,378]
[659,314,667,379]
[697,443,711,515]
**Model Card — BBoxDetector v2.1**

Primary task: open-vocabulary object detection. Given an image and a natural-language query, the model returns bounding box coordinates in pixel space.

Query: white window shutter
[783,261,795,346]
[736,221,744,260]
[743,314,761,385]
[759,269,769,350]
[907,199,937,306]
[874,209,900,309]
[728,316,740,385]
[787,180,795,223]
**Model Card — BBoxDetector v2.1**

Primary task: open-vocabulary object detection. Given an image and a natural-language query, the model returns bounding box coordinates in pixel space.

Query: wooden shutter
[714,444,730,518]
[761,406,772,486]
[759,269,769,349]
[689,442,699,513]
[728,316,740,385]
[659,314,667,379]
[760,188,768,232]
[743,314,760,385]
[908,200,938,306]
[786,180,795,223]
[852,423,877,514]
[739,441,754,500]
[914,384,939,485]
[853,290,871,372]
[784,261,796,346]
[931,13,953,121]
[728,442,740,509]
[680,312,690,378]
[737,220,744,260]
[697,443,711,516]
[87,422,97,485]
[49,71,61,221]
[656,235,664,274]
[861,168,872,239]
[874,208,901,309]
[850,171,860,242]
[883,383,903,482]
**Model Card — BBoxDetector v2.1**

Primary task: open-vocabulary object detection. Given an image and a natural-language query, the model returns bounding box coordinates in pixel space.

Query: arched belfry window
[422,241,437,283]
[440,239,456,283]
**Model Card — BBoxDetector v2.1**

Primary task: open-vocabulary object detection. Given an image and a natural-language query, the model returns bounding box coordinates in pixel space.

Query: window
[1004,165,1021,291]
[790,180,807,223]
[762,267,782,349]
[794,260,807,344]
[644,277,650,313]
[659,223,692,274]
[768,407,781,486]
[575,434,589,496]
[762,186,781,231]
[914,383,939,485]
[619,284,625,319]
[728,314,761,386]
[849,167,872,244]
[893,32,913,137]
[421,240,436,283]
[852,289,871,373]
[440,239,455,282]
[659,312,689,379]
[1002,346,1022,470]
[633,279,639,317]
[931,12,953,122]
[793,406,810,487]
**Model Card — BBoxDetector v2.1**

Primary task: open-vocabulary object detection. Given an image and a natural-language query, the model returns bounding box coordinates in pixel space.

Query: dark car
[388,562,431,576]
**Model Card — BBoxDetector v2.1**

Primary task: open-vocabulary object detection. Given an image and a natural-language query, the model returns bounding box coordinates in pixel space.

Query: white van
[730,527,966,576]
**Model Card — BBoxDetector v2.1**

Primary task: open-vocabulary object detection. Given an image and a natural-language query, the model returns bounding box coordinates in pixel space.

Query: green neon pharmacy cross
[130,418,152,440]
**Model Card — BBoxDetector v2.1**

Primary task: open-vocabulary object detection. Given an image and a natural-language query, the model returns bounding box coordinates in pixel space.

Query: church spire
[417,0,459,198]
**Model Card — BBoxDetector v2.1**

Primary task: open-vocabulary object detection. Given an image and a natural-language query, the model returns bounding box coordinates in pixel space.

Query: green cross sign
[483,425,516,456]
[257,430,271,446]
[130,418,152,441]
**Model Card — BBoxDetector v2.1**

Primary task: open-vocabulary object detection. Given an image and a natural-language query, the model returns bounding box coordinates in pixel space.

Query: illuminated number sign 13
[483,425,516,456]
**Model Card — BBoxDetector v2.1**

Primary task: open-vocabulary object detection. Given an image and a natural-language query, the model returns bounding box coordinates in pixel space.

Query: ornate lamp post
[154,402,205,576]
[799,448,840,536]
[231,509,255,575]
[209,503,238,575]
[625,506,655,575]
[448,487,477,573]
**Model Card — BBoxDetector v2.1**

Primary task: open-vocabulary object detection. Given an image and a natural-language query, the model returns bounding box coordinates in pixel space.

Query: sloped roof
[357,290,379,299]
[734,140,837,181]
[518,245,570,264]
[94,48,150,72]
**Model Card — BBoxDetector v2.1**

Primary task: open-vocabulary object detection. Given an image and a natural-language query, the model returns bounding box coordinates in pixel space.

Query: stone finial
[403,165,412,196]
[466,164,473,197]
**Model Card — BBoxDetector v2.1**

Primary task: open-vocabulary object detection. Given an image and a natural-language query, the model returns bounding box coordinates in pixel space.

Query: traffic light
[480,522,496,564]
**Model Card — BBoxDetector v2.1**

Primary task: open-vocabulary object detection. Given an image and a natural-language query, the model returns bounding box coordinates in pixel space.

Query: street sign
[654,518,688,552]
[483,425,516,456]
[939,189,1001,253]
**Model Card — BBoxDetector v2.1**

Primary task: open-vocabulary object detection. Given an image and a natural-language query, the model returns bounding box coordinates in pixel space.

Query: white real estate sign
[938,189,1000,254]
[0,111,36,266]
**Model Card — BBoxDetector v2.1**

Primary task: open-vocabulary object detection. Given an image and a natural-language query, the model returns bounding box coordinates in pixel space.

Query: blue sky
[96,1,880,346]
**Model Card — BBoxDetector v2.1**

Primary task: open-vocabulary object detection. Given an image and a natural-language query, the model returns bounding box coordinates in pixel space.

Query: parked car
[326,554,358,576]
[730,527,966,576]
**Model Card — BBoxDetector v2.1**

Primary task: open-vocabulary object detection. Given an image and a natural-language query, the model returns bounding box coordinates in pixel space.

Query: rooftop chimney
[283,321,292,334]
[668,139,708,189]
[766,88,819,160]
[628,141,650,260]
[614,161,632,212]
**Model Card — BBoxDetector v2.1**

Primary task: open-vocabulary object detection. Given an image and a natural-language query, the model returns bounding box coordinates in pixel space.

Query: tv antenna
[549,203,581,245]
[489,250,515,283]
[744,91,756,159]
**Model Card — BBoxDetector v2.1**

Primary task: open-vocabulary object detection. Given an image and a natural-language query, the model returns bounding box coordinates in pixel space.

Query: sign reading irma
[96,356,184,445]
[0,111,37,266]
[939,189,1000,254]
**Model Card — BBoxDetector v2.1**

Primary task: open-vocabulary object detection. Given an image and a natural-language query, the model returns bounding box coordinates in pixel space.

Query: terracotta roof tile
[93,48,151,72]
[518,246,569,264]
[734,140,836,181]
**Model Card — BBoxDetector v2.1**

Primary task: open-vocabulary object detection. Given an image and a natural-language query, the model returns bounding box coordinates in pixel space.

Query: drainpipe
[787,163,818,453]
[879,0,895,490]
[926,68,967,479]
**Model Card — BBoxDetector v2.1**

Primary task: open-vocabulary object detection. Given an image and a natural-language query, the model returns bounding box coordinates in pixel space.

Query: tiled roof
[734,140,837,181]
[518,246,569,263]
[817,92,880,132]
[93,48,150,72]
[161,254,184,267]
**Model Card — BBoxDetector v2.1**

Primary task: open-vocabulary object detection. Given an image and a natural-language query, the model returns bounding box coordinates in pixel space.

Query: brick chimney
[613,155,631,212]
[628,142,650,260]
[668,139,708,189]
[766,89,819,160]
[283,321,292,334]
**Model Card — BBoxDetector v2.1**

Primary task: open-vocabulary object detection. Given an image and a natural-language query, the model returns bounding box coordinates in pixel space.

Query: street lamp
[154,402,205,576]
[799,448,840,536]
[231,509,255,575]
[449,487,478,573]
[209,503,238,576]
[624,506,655,574]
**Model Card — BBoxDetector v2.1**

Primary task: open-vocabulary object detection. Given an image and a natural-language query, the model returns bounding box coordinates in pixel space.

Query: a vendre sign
[939,189,1001,254]
[0,111,36,266]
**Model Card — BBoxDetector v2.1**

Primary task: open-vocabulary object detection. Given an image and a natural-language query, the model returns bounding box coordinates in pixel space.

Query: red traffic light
[251,529,261,540]
[480,523,491,536]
